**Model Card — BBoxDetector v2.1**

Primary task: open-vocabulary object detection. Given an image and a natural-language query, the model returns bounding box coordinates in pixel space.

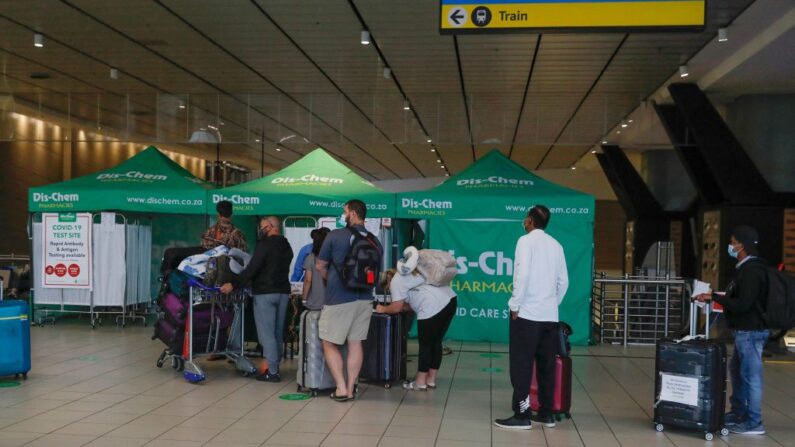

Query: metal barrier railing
[592,273,691,346]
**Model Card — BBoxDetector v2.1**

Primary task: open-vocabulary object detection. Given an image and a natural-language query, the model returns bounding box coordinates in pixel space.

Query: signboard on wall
[440,0,706,33]
[41,212,92,289]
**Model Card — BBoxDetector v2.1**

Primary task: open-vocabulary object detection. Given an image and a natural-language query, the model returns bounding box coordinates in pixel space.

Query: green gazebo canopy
[29,146,212,214]
[210,148,394,217]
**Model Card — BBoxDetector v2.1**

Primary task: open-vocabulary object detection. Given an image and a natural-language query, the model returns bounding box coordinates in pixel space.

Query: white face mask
[339,212,348,228]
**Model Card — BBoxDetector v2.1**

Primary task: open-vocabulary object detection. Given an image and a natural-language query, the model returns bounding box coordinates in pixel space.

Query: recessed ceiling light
[403,100,410,111]
[621,120,628,128]
[275,147,282,152]
[571,166,577,170]
[616,130,621,134]
[360,30,370,45]
[440,165,445,169]
[627,119,633,123]
[178,101,186,110]
[679,65,689,78]
[601,139,608,144]
[431,148,436,152]
[591,150,597,154]
[255,139,260,143]
[383,67,391,79]
[436,159,441,163]
[426,138,432,143]
[110,68,118,79]
[34,33,44,48]
[718,27,728,42]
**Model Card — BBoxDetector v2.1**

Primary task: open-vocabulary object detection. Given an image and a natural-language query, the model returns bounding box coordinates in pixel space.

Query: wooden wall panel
[595,200,626,272]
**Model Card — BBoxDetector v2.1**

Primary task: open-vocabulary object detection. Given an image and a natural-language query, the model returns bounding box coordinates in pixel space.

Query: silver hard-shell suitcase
[296,310,336,395]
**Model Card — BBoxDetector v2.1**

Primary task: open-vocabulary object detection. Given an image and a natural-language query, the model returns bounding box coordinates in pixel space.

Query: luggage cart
[156,279,256,383]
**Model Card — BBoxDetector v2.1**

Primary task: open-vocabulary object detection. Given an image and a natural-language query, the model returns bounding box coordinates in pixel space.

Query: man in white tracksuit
[495,205,569,430]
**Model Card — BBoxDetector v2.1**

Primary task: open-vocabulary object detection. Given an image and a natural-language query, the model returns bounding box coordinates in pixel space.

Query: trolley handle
[187,278,219,292]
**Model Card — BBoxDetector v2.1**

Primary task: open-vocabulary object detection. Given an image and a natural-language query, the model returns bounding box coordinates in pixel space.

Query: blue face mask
[727,244,740,259]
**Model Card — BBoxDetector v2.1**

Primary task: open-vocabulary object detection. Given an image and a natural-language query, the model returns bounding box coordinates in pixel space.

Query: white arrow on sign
[447,7,467,27]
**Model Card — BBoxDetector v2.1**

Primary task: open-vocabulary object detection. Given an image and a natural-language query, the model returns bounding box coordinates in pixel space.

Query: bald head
[259,216,281,237]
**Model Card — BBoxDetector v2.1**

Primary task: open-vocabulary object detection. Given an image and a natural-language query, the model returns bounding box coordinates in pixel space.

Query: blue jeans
[730,330,769,427]
[252,293,289,374]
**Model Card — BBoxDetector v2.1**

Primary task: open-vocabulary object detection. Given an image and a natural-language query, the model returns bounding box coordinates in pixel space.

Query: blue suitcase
[360,312,408,387]
[0,300,31,379]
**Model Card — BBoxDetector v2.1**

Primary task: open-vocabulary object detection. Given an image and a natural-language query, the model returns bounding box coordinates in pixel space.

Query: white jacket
[508,229,569,322]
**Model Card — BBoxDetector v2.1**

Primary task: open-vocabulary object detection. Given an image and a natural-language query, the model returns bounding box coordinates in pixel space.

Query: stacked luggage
[653,300,728,441]
[152,247,235,372]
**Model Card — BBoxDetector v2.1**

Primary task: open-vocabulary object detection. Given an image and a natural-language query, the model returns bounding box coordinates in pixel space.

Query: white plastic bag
[416,249,457,286]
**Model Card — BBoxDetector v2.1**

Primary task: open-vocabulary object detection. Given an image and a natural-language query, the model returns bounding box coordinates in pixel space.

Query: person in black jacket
[697,225,769,435]
[221,216,293,382]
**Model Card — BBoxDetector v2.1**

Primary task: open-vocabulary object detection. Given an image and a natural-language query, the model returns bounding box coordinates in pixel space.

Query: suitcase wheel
[720,428,729,437]
[156,351,167,368]
[384,383,391,389]
[655,424,664,432]
[705,432,714,441]
[171,356,185,372]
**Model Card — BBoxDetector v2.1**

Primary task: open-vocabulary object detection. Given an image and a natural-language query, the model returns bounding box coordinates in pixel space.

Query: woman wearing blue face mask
[696,225,770,436]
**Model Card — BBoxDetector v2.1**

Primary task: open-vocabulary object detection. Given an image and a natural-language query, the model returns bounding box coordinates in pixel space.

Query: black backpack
[760,267,795,330]
[333,227,382,290]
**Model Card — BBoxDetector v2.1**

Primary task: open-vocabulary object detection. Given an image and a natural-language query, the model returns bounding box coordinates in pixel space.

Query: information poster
[42,212,92,289]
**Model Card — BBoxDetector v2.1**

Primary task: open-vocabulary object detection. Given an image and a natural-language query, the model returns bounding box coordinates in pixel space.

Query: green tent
[210,148,394,217]
[397,150,595,345]
[29,146,212,214]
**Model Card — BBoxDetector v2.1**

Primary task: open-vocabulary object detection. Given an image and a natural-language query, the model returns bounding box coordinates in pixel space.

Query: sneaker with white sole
[494,416,532,430]
[531,414,556,428]
[729,422,765,435]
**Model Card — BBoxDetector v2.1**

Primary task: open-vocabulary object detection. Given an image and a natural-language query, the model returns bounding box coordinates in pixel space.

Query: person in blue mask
[697,225,769,435]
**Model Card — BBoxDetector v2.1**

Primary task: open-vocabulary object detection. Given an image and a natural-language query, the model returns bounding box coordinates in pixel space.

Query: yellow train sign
[440,1,706,33]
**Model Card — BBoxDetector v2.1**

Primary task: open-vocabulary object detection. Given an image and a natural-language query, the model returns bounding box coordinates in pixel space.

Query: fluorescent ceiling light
[34,33,44,48]
[718,28,728,42]
[361,30,370,45]
[679,65,689,78]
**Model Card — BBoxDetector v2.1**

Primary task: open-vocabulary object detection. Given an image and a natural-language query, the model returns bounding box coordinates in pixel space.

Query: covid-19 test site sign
[41,213,92,289]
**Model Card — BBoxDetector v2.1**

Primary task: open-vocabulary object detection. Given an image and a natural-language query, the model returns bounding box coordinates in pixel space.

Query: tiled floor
[2,322,795,447]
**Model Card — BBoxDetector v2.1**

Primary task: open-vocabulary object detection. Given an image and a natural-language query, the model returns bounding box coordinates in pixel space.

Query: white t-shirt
[390,272,456,320]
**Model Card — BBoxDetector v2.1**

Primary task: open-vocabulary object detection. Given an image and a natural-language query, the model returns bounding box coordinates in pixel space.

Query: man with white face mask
[696,225,770,435]
[315,199,383,401]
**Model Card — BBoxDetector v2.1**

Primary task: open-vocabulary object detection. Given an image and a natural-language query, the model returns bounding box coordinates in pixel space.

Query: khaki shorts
[319,300,373,345]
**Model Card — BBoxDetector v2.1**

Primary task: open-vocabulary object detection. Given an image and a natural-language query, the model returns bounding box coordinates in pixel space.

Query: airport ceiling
[0,0,756,180]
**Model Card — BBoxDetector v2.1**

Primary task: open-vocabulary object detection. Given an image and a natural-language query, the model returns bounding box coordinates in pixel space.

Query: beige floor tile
[281,419,338,434]
[383,424,439,439]
[158,425,226,442]
[82,436,149,447]
[2,417,72,434]
[177,415,238,430]
[23,433,97,447]
[145,440,204,447]
[264,430,327,446]
[438,418,492,443]
[54,422,118,436]
[0,431,44,447]
[331,423,388,437]
[320,434,382,447]
[378,437,437,447]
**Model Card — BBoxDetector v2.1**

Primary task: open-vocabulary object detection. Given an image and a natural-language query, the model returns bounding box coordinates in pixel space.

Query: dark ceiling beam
[599,145,664,219]
[507,34,542,160]
[668,83,773,205]
[452,36,475,162]
[654,103,724,206]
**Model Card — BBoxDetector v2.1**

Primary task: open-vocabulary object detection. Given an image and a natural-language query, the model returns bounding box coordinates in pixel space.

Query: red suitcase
[530,355,572,421]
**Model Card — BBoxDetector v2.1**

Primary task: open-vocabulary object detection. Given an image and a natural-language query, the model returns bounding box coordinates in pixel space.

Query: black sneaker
[256,372,281,383]
[531,414,556,428]
[494,416,532,430]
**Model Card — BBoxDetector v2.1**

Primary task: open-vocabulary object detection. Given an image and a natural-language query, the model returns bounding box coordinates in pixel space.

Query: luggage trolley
[156,279,256,383]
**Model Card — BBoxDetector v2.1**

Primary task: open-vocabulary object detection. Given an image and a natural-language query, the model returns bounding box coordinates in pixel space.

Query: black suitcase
[360,312,408,387]
[653,300,729,441]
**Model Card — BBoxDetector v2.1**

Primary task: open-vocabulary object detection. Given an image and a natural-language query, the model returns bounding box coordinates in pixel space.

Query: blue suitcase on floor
[0,300,31,380]
[360,312,408,387]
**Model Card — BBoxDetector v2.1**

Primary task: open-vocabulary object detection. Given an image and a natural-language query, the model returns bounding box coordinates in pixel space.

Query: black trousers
[509,318,558,418]
[416,298,457,372]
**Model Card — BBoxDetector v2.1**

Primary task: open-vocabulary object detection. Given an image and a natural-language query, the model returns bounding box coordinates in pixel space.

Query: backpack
[760,267,795,330]
[333,227,382,290]
[416,249,457,286]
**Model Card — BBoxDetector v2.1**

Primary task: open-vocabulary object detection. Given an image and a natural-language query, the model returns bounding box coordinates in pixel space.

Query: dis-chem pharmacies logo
[32,192,80,203]
[212,194,260,205]
[271,174,344,185]
[97,171,168,182]
[456,176,533,188]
